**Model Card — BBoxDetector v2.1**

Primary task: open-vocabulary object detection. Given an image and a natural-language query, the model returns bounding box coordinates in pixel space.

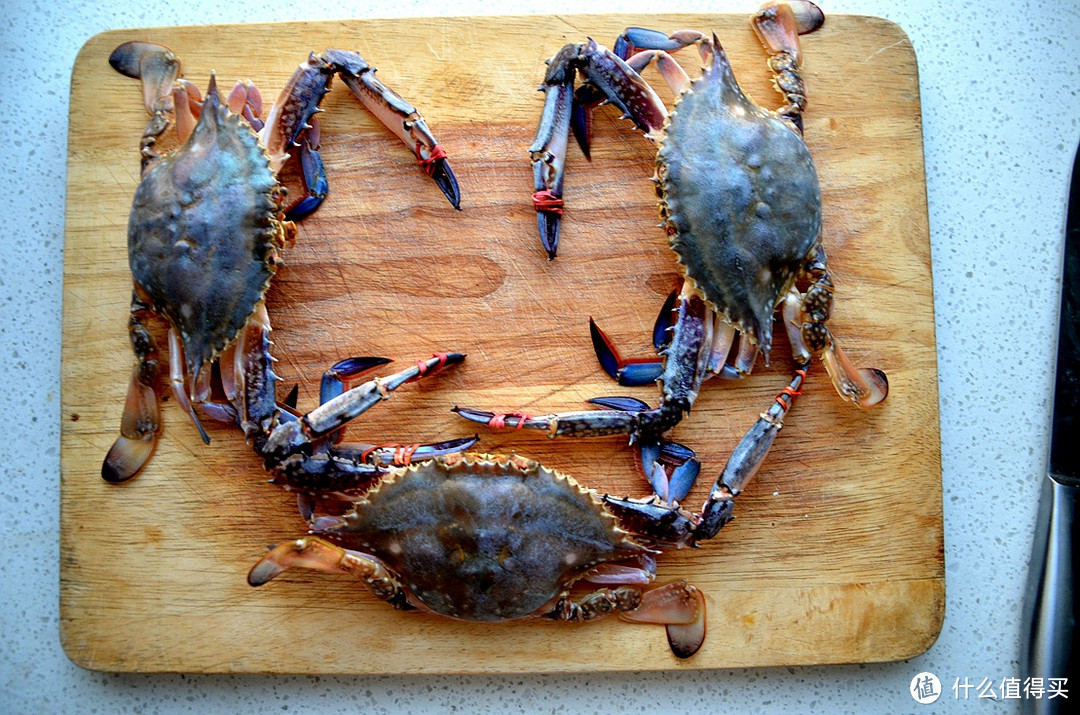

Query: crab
[102,41,470,486]
[454,2,887,497]
[249,365,806,659]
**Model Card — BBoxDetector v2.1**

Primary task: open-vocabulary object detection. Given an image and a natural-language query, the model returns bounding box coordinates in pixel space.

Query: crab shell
[312,452,651,622]
[657,45,821,357]
[127,82,292,386]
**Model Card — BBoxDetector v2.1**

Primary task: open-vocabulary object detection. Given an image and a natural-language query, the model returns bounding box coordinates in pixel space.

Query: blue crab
[250,366,807,659]
[456,2,887,499]
[102,41,470,487]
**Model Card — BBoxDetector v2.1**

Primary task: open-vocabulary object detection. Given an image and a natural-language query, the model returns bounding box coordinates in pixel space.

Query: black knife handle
[1021,477,1080,713]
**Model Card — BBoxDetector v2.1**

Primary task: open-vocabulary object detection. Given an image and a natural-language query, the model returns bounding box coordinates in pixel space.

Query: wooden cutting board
[60,13,941,673]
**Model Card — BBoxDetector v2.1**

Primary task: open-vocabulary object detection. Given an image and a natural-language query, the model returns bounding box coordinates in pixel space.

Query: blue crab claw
[283,138,330,222]
[319,357,393,406]
[641,440,701,503]
[361,435,480,467]
[452,406,501,424]
[586,396,650,412]
[537,207,561,260]
[426,155,462,211]
[590,292,677,386]
[571,83,606,159]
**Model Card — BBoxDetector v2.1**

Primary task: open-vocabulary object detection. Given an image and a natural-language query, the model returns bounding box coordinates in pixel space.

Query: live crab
[456,1,888,501]
[102,41,473,488]
[249,367,806,659]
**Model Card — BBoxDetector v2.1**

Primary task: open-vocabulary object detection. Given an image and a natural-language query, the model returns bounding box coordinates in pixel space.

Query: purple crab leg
[530,40,668,259]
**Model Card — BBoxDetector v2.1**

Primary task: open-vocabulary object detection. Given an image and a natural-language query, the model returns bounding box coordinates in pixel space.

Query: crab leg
[456,283,713,445]
[167,327,210,445]
[259,50,461,218]
[249,537,413,611]
[102,294,163,482]
[797,246,889,407]
[619,580,707,660]
[210,305,472,494]
[108,41,182,172]
[546,580,704,659]
[751,0,825,132]
[256,353,468,489]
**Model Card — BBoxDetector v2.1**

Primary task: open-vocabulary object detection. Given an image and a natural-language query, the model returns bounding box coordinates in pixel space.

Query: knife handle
[1021,477,1080,714]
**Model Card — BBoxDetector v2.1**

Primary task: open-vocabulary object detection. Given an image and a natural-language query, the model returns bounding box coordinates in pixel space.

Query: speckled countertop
[3,0,1077,711]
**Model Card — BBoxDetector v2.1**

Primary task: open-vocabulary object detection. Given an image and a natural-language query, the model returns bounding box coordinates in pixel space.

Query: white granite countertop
[3,0,1077,711]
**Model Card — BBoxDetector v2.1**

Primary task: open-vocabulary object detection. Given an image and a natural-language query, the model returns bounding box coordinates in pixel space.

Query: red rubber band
[417,143,448,176]
[359,444,381,463]
[415,360,429,376]
[532,190,564,214]
[488,412,530,430]
[394,443,421,466]
[776,384,803,408]
[433,353,448,370]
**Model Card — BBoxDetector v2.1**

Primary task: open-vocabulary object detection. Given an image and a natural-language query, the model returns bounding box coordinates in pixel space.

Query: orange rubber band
[360,443,400,464]
[488,412,531,430]
[393,443,422,466]
[776,383,803,408]
[416,353,450,376]
[532,190,564,214]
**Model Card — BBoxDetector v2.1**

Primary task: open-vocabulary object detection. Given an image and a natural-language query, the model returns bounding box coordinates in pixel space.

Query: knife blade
[1021,139,1080,713]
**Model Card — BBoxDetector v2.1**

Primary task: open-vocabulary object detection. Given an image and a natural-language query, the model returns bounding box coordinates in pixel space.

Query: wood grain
[60,13,942,673]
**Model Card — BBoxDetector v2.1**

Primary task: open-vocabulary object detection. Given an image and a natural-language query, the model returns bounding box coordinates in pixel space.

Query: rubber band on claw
[488,412,532,430]
[417,144,449,176]
[415,353,449,376]
[532,190,564,214]
[360,443,422,465]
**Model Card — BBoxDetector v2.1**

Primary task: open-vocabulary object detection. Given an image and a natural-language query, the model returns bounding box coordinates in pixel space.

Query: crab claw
[319,49,462,210]
[319,357,394,406]
[422,152,462,211]
[640,440,701,503]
